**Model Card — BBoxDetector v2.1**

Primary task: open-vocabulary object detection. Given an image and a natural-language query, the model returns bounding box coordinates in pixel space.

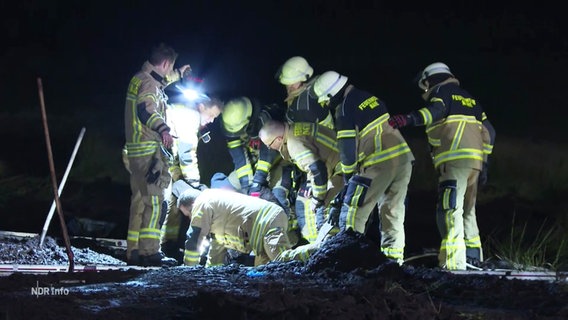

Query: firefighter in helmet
[159,76,224,262]
[388,62,496,270]
[220,97,295,218]
[312,70,416,264]
[275,56,336,244]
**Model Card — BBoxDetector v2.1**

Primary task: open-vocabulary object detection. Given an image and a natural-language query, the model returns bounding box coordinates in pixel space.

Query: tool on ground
[39,127,86,247]
[314,189,344,244]
[37,77,74,272]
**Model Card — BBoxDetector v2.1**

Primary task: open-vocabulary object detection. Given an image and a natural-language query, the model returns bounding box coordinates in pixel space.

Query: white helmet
[418,62,453,91]
[312,71,348,103]
[276,56,314,85]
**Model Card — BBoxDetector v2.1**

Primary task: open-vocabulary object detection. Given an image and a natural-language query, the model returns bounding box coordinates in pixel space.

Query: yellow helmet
[222,97,253,134]
[276,56,314,85]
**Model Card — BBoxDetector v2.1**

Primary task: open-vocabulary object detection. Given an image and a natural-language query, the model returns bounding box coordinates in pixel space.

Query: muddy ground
[1,177,568,319]
[1,229,567,320]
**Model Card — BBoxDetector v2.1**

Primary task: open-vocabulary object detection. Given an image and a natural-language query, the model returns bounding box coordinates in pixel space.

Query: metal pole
[37,77,74,272]
[38,127,86,247]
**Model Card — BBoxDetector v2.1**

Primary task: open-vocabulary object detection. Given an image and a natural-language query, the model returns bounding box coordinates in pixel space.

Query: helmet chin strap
[327,84,348,109]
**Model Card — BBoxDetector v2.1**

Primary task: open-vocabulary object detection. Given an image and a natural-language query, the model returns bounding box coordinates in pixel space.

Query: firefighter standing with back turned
[312,71,415,264]
[123,43,189,267]
[388,62,496,270]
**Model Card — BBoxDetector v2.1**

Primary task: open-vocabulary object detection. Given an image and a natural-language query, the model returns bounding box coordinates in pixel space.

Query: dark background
[2,1,567,132]
[1,1,567,240]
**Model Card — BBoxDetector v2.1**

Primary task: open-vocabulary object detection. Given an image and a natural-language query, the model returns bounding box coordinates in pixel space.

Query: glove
[478,162,489,187]
[248,182,263,197]
[388,114,410,129]
[297,186,312,198]
[161,131,174,149]
[310,197,325,213]
[145,157,160,184]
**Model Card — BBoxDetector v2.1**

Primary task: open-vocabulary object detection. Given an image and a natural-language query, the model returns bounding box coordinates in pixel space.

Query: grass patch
[484,213,567,270]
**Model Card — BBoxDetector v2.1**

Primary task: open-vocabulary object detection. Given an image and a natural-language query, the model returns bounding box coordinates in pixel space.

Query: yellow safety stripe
[426,115,481,133]
[148,196,161,229]
[381,247,404,260]
[250,206,274,253]
[236,165,253,179]
[127,230,139,243]
[450,121,466,150]
[303,204,317,243]
[442,204,457,269]
[125,141,159,158]
[315,130,338,151]
[256,160,271,173]
[223,234,243,249]
[433,148,484,167]
[418,108,433,125]
[146,113,162,130]
[183,250,201,265]
[294,150,312,163]
[483,143,493,155]
[139,228,161,240]
[361,143,412,168]
[359,114,388,137]
[227,140,242,149]
[465,236,482,248]
[312,184,327,197]
[337,129,357,139]
[341,162,357,175]
[318,114,335,129]
[345,184,365,231]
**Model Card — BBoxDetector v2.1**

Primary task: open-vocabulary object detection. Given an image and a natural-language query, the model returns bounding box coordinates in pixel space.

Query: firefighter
[123,43,190,267]
[388,62,496,270]
[220,97,293,215]
[275,56,334,128]
[312,71,416,264]
[275,56,336,245]
[259,120,344,243]
[178,187,319,267]
[160,96,224,263]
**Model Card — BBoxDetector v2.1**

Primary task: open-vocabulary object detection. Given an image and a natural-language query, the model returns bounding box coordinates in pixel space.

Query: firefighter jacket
[222,101,287,190]
[333,86,414,176]
[167,103,201,183]
[278,122,341,201]
[124,61,181,159]
[183,189,288,266]
[411,78,495,169]
[285,78,335,129]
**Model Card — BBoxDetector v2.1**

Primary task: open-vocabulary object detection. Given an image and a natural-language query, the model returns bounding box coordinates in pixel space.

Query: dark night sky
[2,1,567,140]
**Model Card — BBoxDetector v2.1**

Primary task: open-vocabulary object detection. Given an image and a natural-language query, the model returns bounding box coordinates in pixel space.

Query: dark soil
[1,229,567,319]
[1,172,568,319]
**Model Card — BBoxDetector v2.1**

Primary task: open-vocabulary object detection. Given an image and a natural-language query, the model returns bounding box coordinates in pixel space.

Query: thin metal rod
[37,77,74,272]
[38,127,86,247]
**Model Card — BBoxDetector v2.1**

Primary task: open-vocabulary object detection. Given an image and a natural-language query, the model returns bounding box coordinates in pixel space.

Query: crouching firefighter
[312,71,415,264]
[177,187,320,267]
[220,97,293,215]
